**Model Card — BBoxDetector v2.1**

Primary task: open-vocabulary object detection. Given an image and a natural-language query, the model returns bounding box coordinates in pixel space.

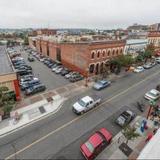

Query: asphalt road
[0,64,160,159]
[20,48,70,91]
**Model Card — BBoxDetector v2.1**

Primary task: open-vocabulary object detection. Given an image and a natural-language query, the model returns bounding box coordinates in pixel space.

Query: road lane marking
[5,69,160,159]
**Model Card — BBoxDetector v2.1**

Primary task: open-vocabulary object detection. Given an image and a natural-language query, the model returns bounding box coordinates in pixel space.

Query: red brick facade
[29,37,125,76]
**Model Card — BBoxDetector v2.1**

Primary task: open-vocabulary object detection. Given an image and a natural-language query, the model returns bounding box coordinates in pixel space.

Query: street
[0,64,160,159]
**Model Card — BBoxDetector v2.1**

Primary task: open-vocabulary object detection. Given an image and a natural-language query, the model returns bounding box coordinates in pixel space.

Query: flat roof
[0,45,13,75]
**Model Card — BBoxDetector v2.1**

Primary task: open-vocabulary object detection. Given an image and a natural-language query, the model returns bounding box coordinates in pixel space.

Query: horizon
[0,0,160,29]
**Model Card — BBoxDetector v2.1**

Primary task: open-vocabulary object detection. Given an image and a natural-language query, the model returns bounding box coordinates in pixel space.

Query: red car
[80,128,112,160]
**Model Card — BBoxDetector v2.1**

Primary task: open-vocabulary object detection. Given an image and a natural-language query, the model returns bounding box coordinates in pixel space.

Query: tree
[142,44,155,63]
[109,59,121,74]
[117,55,134,67]
[0,86,15,118]
[122,125,140,145]
[135,55,144,64]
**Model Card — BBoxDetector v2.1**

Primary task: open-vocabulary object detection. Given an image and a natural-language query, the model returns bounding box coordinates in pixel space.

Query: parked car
[28,56,35,62]
[65,72,79,79]
[155,57,160,64]
[115,110,136,127]
[55,67,64,74]
[151,61,157,67]
[21,79,40,90]
[61,68,70,76]
[52,65,62,72]
[17,69,32,76]
[20,74,34,80]
[17,65,32,71]
[93,80,111,90]
[69,75,84,82]
[134,66,144,73]
[144,89,160,101]
[143,63,152,69]
[25,84,46,96]
[20,77,39,85]
[47,62,55,68]
[72,95,101,115]
[80,128,112,160]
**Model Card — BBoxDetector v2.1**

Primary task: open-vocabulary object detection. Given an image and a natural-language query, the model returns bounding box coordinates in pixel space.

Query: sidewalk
[16,71,126,110]
[0,95,65,137]
[96,116,155,160]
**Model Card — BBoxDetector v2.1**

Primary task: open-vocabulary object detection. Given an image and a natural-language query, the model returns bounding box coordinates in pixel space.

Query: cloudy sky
[0,0,160,29]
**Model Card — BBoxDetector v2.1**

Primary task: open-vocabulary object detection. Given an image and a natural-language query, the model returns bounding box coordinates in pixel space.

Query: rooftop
[33,35,125,45]
[0,45,13,75]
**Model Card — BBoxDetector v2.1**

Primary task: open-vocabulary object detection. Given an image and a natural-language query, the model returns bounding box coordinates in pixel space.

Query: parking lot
[20,49,70,91]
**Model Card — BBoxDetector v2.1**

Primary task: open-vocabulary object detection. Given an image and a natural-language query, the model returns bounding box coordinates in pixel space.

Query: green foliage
[117,55,134,67]
[135,55,144,63]
[122,125,140,144]
[0,86,15,116]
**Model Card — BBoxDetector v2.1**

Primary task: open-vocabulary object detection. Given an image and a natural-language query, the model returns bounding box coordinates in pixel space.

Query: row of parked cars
[134,58,160,73]
[8,48,46,96]
[27,50,84,83]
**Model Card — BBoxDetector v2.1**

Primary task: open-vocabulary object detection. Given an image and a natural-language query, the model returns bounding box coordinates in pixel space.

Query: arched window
[112,50,115,56]
[102,50,106,57]
[89,64,95,73]
[91,51,95,59]
[116,49,119,55]
[97,51,100,58]
[120,48,123,54]
[95,63,99,75]
[107,50,111,56]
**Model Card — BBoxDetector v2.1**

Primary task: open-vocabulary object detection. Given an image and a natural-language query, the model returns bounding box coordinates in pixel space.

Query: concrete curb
[0,99,66,138]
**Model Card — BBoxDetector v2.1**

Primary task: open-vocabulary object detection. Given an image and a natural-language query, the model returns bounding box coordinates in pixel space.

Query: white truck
[72,95,101,115]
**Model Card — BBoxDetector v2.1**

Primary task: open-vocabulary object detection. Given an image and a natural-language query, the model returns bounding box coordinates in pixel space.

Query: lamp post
[85,68,89,87]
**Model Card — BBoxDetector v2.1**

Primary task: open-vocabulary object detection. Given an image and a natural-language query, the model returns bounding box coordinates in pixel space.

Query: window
[91,52,95,59]
[97,51,100,58]
[107,50,111,56]
[120,48,123,54]
[112,50,115,56]
[102,50,106,57]
[116,49,119,55]
[89,64,94,73]
[85,141,94,153]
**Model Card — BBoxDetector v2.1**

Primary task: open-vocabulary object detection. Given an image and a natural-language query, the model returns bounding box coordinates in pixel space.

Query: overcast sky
[0,0,160,29]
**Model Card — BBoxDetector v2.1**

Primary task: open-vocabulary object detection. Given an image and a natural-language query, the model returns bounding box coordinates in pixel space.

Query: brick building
[148,31,160,48]
[29,36,125,76]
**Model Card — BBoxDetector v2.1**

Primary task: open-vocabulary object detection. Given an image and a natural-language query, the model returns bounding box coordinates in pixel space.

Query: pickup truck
[72,95,101,115]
